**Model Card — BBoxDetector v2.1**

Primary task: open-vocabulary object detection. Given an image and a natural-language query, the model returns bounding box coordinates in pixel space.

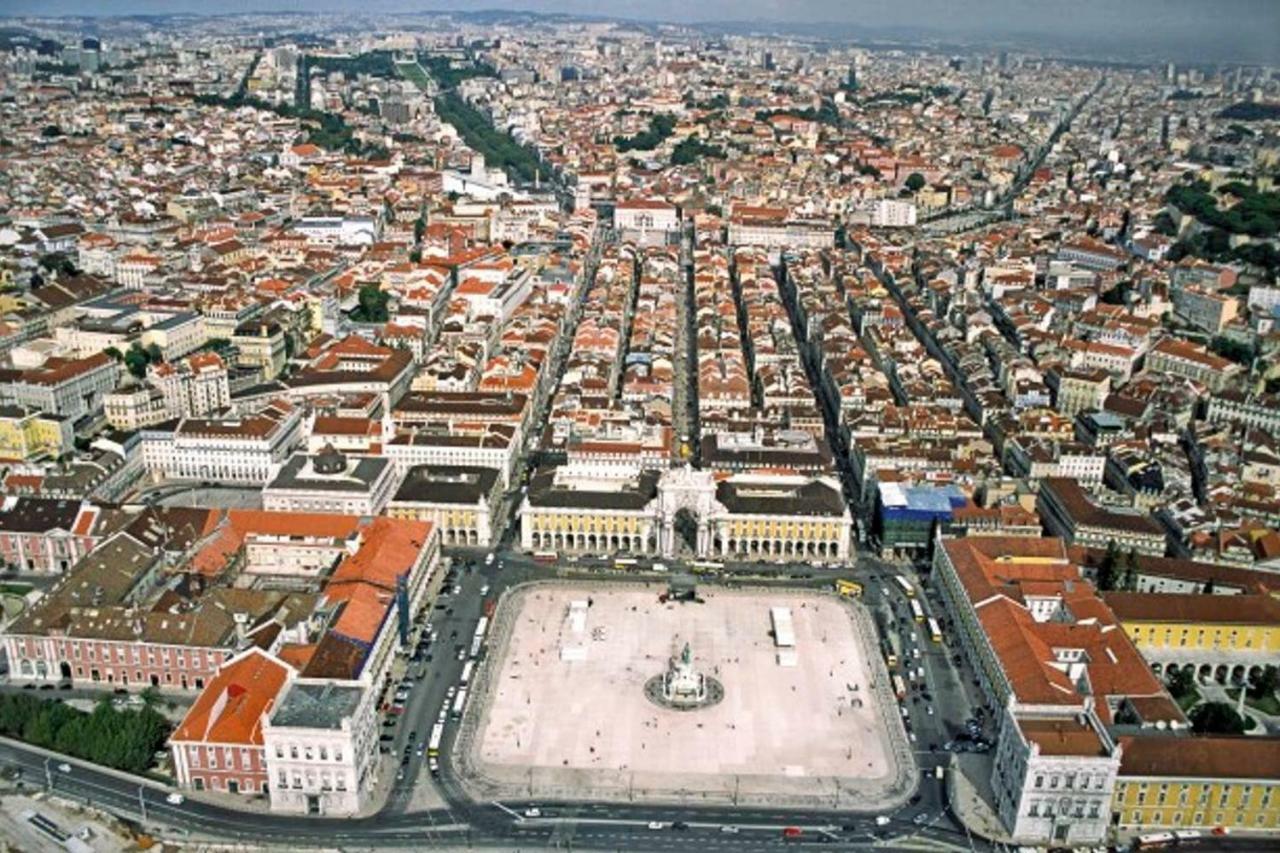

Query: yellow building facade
[1115,736,1280,835]
[0,407,74,461]
[1103,591,1280,685]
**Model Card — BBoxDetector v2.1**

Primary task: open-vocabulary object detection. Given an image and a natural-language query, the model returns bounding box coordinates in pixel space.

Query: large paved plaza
[457,581,914,810]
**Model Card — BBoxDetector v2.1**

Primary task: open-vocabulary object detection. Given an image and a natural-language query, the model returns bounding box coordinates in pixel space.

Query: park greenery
[1165,180,1280,238]
[1189,701,1247,735]
[434,91,543,183]
[417,53,498,89]
[1217,102,1280,122]
[193,90,386,160]
[306,50,398,80]
[614,114,677,153]
[0,693,170,775]
[671,136,726,166]
[755,98,842,127]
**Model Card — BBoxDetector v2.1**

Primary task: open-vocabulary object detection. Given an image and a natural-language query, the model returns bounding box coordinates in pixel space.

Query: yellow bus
[835,579,863,598]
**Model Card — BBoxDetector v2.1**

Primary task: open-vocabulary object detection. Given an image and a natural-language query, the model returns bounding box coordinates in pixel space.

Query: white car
[166,792,185,805]
[523,807,542,818]
[647,821,667,830]
[720,825,739,834]
[875,815,891,826]
[57,762,71,773]
[480,584,490,596]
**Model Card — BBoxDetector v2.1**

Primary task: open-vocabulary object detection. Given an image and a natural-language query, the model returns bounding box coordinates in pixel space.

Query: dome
[313,443,347,475]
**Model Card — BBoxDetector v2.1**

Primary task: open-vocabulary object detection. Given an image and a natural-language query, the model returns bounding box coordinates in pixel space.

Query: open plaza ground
[457,581,914,810]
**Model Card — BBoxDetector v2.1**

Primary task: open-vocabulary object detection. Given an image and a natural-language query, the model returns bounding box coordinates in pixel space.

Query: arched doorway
[673,508,699,555]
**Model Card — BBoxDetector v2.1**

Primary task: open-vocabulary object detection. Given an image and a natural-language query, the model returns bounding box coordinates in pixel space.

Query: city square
[457,581,914,809]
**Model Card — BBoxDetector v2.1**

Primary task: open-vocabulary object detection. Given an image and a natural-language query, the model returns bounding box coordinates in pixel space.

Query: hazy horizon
[2,1,1277,64]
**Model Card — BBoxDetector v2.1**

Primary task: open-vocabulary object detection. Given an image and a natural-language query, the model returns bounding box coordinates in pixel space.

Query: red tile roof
[171,648,290,746]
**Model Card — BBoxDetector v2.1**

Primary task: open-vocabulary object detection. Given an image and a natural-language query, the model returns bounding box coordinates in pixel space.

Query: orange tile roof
[171,648,290,747]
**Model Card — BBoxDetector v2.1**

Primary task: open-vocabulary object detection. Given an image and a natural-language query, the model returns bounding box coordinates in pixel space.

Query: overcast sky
[6,1,1278,63]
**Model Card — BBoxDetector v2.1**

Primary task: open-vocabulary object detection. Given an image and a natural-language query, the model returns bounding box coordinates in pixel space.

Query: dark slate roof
[392,465,500,505]
[526,466,659,510]
[716,478,845,516]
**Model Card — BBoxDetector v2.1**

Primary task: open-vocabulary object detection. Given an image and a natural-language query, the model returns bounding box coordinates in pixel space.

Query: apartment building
[0,352,121,421]
[150,351,231,418]
[140,399,303,485]
[1037,477,1168,556]
[1145,338,1242,393]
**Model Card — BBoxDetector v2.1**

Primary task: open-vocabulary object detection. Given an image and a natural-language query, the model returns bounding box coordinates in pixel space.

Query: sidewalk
[946,752,1015,847]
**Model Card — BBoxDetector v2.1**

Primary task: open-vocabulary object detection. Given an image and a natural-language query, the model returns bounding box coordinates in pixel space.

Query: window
[290,745,298,759]
[320,747,328,761]
[1088,801,1100,819]
[278,770,287,787]
[1029,801,1039,817]
[275,745,284,759]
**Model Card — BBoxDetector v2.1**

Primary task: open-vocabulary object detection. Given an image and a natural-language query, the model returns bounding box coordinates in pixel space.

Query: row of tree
[0,693,170,775]
[433,92,543,184]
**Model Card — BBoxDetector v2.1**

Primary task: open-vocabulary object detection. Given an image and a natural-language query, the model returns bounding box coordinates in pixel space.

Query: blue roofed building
[873,480,969,558]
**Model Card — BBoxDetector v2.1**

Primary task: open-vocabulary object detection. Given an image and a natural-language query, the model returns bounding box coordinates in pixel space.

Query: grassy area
[0,583,33,596]
[396,61,431,91]
[1175,686,1202,713]
[1227,687,1280,717]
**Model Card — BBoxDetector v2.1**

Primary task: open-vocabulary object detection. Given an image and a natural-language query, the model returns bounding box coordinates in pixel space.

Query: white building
[141,399,303,485]
[613,199,680,246]
[384,429,518,487]
[293,216,379,246]
[262,682,378,816]
[870,199,918,228]
[263,448,399,516]
[150,352,231,418]
[0,352,121,421]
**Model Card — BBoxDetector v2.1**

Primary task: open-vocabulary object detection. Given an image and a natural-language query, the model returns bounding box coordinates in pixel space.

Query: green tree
[103,346,124,362]
[1167,665,1195,699]
[1096,540,1120,591]
[351,283,390,323]
[1121,548,1140,591]
[1249,665,1279,700]
[1190,701,1246,735]
[145,342,164,364]
[123,342,151,379]
[905,172,927,192]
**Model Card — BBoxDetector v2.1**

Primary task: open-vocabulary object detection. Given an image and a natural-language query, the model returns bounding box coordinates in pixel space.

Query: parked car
[166,792,185,805]
[523,808,542,818]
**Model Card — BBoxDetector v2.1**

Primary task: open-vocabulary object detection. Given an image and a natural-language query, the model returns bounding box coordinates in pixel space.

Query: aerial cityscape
[0,2,1278,851]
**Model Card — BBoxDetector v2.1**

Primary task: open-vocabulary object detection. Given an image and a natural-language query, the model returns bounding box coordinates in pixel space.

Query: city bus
[459,660,475,686]
[427,722,444,758]
[927,617,943,644]
[532,551,558,564]
[835,579,863,598]
[894,575,916,598]
[910,598,926,623]
[891,674,907,700]
[470,616,489,660]
[1134,832,1177,849]
[451,688,468,720]
[614,558,638,570]
[690,560,724,574]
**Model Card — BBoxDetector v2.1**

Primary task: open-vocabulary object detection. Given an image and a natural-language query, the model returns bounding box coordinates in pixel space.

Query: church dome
[313,443,347,475]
